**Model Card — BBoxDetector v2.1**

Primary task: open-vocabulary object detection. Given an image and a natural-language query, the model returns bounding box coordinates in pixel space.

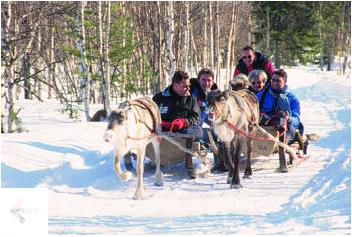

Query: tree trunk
[265,7,270,54]
[77,1,91,121]
[48,23,55,99]
[104,1,111,112]
[190,22,199,75]
[274,38,281,69]
[4,2,15,132]
[99,2,111,114]
[209,2,214,70]
[156,2,165,91]
[226,2,236,80]
[202,6,208,68]
[35,28,42,100]
[214,1,221,85]
[180,2,189,72]
[166,1,176,84]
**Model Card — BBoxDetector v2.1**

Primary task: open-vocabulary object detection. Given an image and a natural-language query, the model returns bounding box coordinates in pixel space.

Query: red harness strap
[226,121,277,142]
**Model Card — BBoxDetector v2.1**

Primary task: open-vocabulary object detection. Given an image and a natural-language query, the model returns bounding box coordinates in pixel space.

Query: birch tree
[166,1,175,84]
[77,1,90,121]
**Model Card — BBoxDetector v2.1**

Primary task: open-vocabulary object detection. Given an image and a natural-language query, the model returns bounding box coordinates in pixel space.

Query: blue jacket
[190,78,218,127]
[257,86,304,135]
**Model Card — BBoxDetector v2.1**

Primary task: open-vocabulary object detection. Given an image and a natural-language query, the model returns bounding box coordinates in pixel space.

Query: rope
[225,120,297,160]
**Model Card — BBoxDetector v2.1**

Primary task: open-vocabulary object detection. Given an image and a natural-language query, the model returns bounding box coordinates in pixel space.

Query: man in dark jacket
[189,68,227,172]
[153,70,202,179]
[190,68,218,127]
[233,46,275,84]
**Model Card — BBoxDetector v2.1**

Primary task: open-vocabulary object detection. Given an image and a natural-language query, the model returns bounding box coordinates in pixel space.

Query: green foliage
[58,103,82,120]
[251,1,350,66]
[9,107,27,133]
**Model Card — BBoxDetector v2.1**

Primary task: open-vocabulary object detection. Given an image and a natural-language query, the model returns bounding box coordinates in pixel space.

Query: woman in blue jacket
[256,69,304,142]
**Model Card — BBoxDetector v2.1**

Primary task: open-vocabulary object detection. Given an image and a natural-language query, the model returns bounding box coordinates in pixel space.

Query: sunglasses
[242,55,252,60]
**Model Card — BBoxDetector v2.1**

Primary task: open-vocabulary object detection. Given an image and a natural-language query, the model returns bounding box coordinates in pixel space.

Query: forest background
[1,1,351,133]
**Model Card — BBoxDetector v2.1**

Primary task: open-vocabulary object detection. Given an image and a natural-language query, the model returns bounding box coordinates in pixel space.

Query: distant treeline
[1,1,350,132]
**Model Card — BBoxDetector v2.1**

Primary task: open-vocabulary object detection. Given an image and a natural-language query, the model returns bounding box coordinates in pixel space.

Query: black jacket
[152,86,200,126]
[236,51,273,84]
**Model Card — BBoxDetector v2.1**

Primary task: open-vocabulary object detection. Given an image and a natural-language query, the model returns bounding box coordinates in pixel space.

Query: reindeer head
[103,108,131,144]
[206,90,231,123]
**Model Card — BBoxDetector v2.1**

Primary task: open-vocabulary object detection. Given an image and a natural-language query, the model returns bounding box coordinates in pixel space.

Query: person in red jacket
[233,46,275,84]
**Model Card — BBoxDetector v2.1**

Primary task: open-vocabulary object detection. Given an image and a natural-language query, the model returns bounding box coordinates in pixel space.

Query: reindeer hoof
[154,179,163,187]
[243,174,251,179]
[230,183,243,189]
[227,176,233,184]
[132,194,145,200]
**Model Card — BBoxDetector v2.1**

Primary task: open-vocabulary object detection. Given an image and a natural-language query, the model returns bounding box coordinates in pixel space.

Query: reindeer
[103,97,163,200]
[207,90,260,189]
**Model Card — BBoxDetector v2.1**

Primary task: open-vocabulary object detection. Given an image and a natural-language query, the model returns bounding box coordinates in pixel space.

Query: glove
[161,120,172,130]
[270,111,288,130]
[169,118,189,132]
[260,113,271,126]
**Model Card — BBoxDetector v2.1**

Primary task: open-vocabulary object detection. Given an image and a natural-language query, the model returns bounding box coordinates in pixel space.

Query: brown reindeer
[207,90,260,189]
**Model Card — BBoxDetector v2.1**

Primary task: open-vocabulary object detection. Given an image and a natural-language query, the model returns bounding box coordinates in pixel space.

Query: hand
[170,118,188,132]
[161,120,172,130]
[260,113,271,126]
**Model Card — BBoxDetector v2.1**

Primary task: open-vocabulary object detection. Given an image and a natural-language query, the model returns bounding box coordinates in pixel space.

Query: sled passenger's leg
[279,131,288,172]
[185,138,196,179]
[124,151,134,172]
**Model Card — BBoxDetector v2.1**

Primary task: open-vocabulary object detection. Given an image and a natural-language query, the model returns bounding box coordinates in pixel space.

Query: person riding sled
[256,69,304,147]
[153,70,203,179]
[233,46,275,85]
[190,68,227,173]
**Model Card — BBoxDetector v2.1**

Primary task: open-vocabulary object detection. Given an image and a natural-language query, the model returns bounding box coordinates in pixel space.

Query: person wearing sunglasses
[233,46,275,85]
[248,70,268,94]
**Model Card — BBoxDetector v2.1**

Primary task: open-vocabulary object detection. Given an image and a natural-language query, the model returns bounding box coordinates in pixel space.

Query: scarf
[268,86,291,115]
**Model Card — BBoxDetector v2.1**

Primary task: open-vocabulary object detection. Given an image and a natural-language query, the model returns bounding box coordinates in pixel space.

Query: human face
[270,74,286,90]
[242,49,255,66]
[251,75,265,92]
[173,79,191,96]
[199,74,214,92]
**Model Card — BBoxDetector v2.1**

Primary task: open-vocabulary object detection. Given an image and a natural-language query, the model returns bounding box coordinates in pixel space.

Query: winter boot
[278,129,288,172]
[124,151,135,172]
[211,142,228,173]
[185,138,196,179]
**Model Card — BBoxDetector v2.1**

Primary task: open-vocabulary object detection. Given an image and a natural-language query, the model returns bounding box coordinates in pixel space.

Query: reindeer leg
[231,139,242,189]
[133,147,146,200]
[152,139,163,186]
[114,151,132,181]
[243,136,253,179]
[223,141,234,184]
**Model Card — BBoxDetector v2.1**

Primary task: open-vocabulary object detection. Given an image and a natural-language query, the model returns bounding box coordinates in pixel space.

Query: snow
[1,65,351,235]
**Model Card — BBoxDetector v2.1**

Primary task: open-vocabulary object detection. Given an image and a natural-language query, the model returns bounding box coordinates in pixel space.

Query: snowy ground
[1,66,351,235]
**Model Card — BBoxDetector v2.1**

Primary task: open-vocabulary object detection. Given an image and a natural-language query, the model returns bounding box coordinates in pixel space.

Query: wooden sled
[145,132,200,166]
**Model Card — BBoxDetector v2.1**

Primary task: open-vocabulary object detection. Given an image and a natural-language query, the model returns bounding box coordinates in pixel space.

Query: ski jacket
[153,85,200,127]
[256,86,303,134]
[190,78,218,126]
[233,52,275,82]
